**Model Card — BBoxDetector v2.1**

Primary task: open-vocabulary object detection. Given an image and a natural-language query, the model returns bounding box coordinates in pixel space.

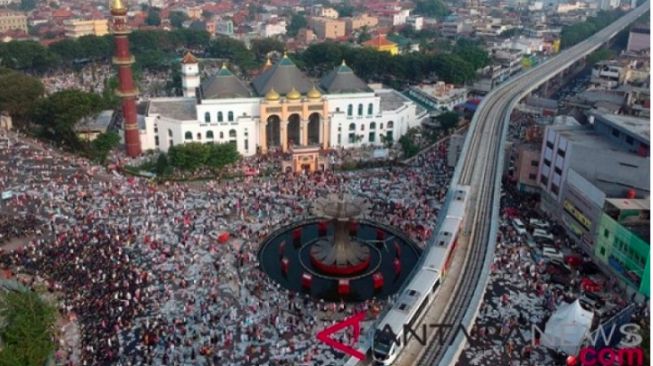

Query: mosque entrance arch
[266,115,281,147]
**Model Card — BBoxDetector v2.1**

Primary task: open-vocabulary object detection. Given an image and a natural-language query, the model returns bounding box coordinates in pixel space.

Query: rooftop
[378,89,410,112]
[590,110,650,144]
[147,98,197,121]
[605,197,650,211]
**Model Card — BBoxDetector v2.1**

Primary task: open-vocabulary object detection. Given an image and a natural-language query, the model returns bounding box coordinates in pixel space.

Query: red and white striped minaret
[111,0,141,157]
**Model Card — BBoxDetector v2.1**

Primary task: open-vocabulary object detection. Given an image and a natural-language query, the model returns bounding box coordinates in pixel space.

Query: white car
[529,218,550,230]
[542,246,564,261]
[533,229,555,242]
[512,218,527,235]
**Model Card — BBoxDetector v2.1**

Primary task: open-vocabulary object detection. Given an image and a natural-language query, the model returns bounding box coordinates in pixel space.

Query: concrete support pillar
[321,117,330,149]
[281,121,288,152]
[259,121,267,154]
[300,120,308,145]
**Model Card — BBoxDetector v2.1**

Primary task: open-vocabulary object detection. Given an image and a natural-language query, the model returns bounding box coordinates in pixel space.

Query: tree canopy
[207,36,256,70]
[287,13,308,37]
[0,68,44,125]
[168,142,240,171]
[31,89,105,149]
[0,290,56,366]
[435,111,460,132]
[170,11,189,29]
[250,38,285,62]
[414,0,450,18]
[560,10,624,48]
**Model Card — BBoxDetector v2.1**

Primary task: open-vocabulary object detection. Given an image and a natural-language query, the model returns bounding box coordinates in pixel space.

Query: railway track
[412,3,649,366]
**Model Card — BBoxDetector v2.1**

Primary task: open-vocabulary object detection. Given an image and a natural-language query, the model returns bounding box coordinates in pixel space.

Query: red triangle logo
[316,311,367,360]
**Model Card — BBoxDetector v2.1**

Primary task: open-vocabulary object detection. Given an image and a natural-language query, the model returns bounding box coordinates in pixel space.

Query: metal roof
[319,62,371,94]
[200,66,252,99]
[251,55,313,96]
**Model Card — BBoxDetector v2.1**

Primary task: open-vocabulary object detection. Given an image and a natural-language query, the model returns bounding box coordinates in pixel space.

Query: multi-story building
[510,143,542,193]
[262,20,286,37]
[308,17,345,40]
[406,16,423,31]
[344,14,378,34]
[537,112,649,252]
[595,197,650,297]
[0,10,27,33]
[63,19,109,38]
[590,60,626,89]
[406,82,468,112]
[627,24,650,52]
[132,56,426,157]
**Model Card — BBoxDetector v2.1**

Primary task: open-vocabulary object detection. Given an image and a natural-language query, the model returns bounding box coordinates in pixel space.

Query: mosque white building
[135,52,427,156]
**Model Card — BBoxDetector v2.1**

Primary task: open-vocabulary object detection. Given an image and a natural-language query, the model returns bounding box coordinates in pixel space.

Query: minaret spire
[111,0,141,157]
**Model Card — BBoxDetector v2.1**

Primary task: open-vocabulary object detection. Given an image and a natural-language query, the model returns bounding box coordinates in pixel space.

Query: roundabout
[258,194,422,302]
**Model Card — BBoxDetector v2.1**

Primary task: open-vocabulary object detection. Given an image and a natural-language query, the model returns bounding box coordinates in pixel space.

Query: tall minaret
[111,0,141,157]
[180,52,199,97]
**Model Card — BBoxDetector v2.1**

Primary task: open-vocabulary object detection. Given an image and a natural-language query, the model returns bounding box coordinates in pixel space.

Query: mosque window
[368,103,373,115]
[349,123,356,131]
[370,122,376,130]
[220,132,224,139]
[206,131,214,139]
[228,111,234,122]
[185,131,193,140]
[358,104,363,116]
[168,129,173,137]
[204,112,210,123]
[387,121,394,129]
[218,112,223,122]
[196,133,201,140]
[229,129,237,138]
[347,104,353,116]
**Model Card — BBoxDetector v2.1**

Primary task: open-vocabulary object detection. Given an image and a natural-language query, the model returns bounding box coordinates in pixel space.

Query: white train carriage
[372,269,442,365]
[371,185,469,364]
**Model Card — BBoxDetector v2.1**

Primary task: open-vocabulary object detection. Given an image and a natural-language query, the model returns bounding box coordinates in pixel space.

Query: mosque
[133,52,428,156]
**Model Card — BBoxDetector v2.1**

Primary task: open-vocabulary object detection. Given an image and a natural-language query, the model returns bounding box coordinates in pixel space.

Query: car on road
[542,246,564,261]
[533,229,555,242]
[512,218,527,236]
[529,218,550,230]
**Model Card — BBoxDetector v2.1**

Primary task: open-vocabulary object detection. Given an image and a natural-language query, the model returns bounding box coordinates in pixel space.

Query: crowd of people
[0,126,454,365]
[35,62,174,97]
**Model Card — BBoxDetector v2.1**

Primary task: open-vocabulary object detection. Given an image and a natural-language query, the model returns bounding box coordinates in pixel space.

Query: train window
[399,304,407,311]
[408,290,417,296]
[439,240,445,246]
[443,231,451,237]
[432,279,441,293]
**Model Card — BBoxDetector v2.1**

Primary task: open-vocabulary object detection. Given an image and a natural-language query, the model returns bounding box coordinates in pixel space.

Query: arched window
[184,131,193,140]
[358,104,363,116]
[229,129,237,138]
[228,111,234,122]
[387,121,394,129]
[347,104,353,116]
[204,112,210,123]
[380,123,384,129]
[196,133,201,140]
[219,132,224,139]
[217,112,223,122]
[168,129,173,137]
[370,122,376,130]
[368,103,373,115]
[206,131,214,139]
[349,123,356,131]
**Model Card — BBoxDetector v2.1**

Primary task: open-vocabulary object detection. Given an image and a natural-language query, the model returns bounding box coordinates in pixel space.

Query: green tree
[146,8,162,26]
[207,36,256,70]
[453,39,490,70]
[0,40,60,71]
[398,134,419,158]
[90,131,120,163]
[586,48,615,65]
[0,69,44,125]
[357,26,372,43]
[250,38,285,61]
[202,10,214,19]
[31,89,104,149]
[334,2,355,17]
[287,13,308,37]
[168,142,210,171]
[170,11,189,29]
[19,0,37,11]
[435,111,459,132]
[414,0,450,18]
[206,142,240,168]
[0,290,56,366]
[155,152,172,176]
